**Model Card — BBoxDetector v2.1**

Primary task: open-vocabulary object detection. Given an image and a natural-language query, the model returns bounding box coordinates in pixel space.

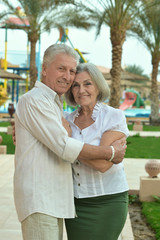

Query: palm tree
[1,0,93,89]
[125,64,149,79]
[77,0,152,108]
[130,0,160,125]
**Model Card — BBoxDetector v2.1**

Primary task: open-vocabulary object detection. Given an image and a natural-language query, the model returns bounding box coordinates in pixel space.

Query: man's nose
[63,70,70,80]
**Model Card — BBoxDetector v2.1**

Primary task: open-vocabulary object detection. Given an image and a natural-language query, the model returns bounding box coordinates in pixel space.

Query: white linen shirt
[14,81,84,222]
[65,103,129,198]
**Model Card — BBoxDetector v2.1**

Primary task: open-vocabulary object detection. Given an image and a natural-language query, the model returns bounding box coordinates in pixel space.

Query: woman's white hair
[65,62,110,106]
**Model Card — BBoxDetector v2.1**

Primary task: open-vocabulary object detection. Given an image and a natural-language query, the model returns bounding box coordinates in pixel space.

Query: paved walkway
[129,130,160,137]
[0,127,7,133]
[0,154,154,240]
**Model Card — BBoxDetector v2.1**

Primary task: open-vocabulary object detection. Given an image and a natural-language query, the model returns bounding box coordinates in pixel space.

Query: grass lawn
[0,132,15,154]
[0,121,11,127]
[128,124,160,131]
[126,135,160,158]
[142,201,160,240]
[0,121,15,154]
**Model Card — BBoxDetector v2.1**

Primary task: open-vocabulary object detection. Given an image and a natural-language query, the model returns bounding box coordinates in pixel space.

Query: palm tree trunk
[150,57,160,125]
[28,32,39,89]
[109,29,125,108]
[29,40,38,89]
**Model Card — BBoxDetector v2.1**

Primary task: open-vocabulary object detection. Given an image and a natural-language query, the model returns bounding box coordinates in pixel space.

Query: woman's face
[72,71,99,107]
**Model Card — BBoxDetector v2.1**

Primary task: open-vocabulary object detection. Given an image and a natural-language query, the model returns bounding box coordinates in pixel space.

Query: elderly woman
[64,63,129,240]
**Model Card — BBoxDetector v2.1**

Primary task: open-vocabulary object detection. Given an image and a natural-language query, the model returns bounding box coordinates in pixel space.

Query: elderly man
[14,44,126,240]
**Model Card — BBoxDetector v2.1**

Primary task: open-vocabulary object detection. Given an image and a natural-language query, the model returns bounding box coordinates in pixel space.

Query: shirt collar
[71,103,102,122]
[35,81,62,103]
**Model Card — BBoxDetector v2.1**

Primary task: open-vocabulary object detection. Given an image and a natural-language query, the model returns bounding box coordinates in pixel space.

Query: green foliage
[125,64,149,79]
[0,132,15,154]
[152,195,160,203]
[142,202,160,239]
[129,194,139,204]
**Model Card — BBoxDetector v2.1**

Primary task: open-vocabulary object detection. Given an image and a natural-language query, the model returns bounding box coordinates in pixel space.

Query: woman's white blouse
[65,103,129,198]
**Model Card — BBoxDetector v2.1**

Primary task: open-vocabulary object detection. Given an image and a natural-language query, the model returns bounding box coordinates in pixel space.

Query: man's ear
[42,64,47,76]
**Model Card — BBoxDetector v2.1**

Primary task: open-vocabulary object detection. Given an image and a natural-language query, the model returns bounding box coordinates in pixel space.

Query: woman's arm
[80,131,126,173]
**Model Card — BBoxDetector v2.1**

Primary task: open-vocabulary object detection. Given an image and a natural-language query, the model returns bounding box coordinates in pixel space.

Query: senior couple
[14,44,129,240]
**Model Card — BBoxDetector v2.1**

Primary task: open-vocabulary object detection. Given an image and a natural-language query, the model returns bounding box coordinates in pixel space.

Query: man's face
[42,53,77,96]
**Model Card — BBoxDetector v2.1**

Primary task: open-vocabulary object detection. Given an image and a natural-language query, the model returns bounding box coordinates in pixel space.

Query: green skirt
[65,191,128,240]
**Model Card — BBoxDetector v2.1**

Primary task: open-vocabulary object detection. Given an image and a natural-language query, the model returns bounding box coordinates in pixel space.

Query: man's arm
[79,131,126,172]
[78,135,126,165]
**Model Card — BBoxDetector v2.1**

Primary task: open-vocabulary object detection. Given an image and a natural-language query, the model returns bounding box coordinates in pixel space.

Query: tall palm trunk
[150,55,160,125]
[28,33,39,89]
[109,29,125,108]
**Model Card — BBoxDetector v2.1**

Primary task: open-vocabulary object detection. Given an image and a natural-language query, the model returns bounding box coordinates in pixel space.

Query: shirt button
[77,173,79,176]
[80,131,82,134]
[78,183,80,186]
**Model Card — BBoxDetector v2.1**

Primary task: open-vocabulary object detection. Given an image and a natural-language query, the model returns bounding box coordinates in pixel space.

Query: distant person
[65,63,129,240]
[14,44,127,240]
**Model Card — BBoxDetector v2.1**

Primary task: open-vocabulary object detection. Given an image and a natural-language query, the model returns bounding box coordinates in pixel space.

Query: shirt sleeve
[103,108,129,137]
[16,96,84,163]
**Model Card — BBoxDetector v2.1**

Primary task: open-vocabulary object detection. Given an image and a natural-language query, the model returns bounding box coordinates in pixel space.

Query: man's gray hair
[65,62,110,106]
[43,44,80,67]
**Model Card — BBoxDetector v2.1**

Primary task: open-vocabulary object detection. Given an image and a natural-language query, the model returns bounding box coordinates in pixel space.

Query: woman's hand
[62,117,72,137]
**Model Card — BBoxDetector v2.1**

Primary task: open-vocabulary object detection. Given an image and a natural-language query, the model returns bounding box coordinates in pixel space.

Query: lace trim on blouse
[72,103,102,122]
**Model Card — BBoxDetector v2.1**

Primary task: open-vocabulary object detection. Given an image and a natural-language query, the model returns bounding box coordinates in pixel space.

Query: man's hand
[62,117,72,137]
[111,137,127,164]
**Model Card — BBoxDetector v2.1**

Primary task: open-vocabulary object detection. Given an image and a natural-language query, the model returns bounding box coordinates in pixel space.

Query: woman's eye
[85,82,92,85]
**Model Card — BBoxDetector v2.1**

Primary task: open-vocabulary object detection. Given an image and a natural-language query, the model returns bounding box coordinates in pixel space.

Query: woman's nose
[79,85,85,93]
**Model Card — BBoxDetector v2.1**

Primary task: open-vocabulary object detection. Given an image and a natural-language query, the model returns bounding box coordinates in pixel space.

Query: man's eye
[85,82,91,85]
